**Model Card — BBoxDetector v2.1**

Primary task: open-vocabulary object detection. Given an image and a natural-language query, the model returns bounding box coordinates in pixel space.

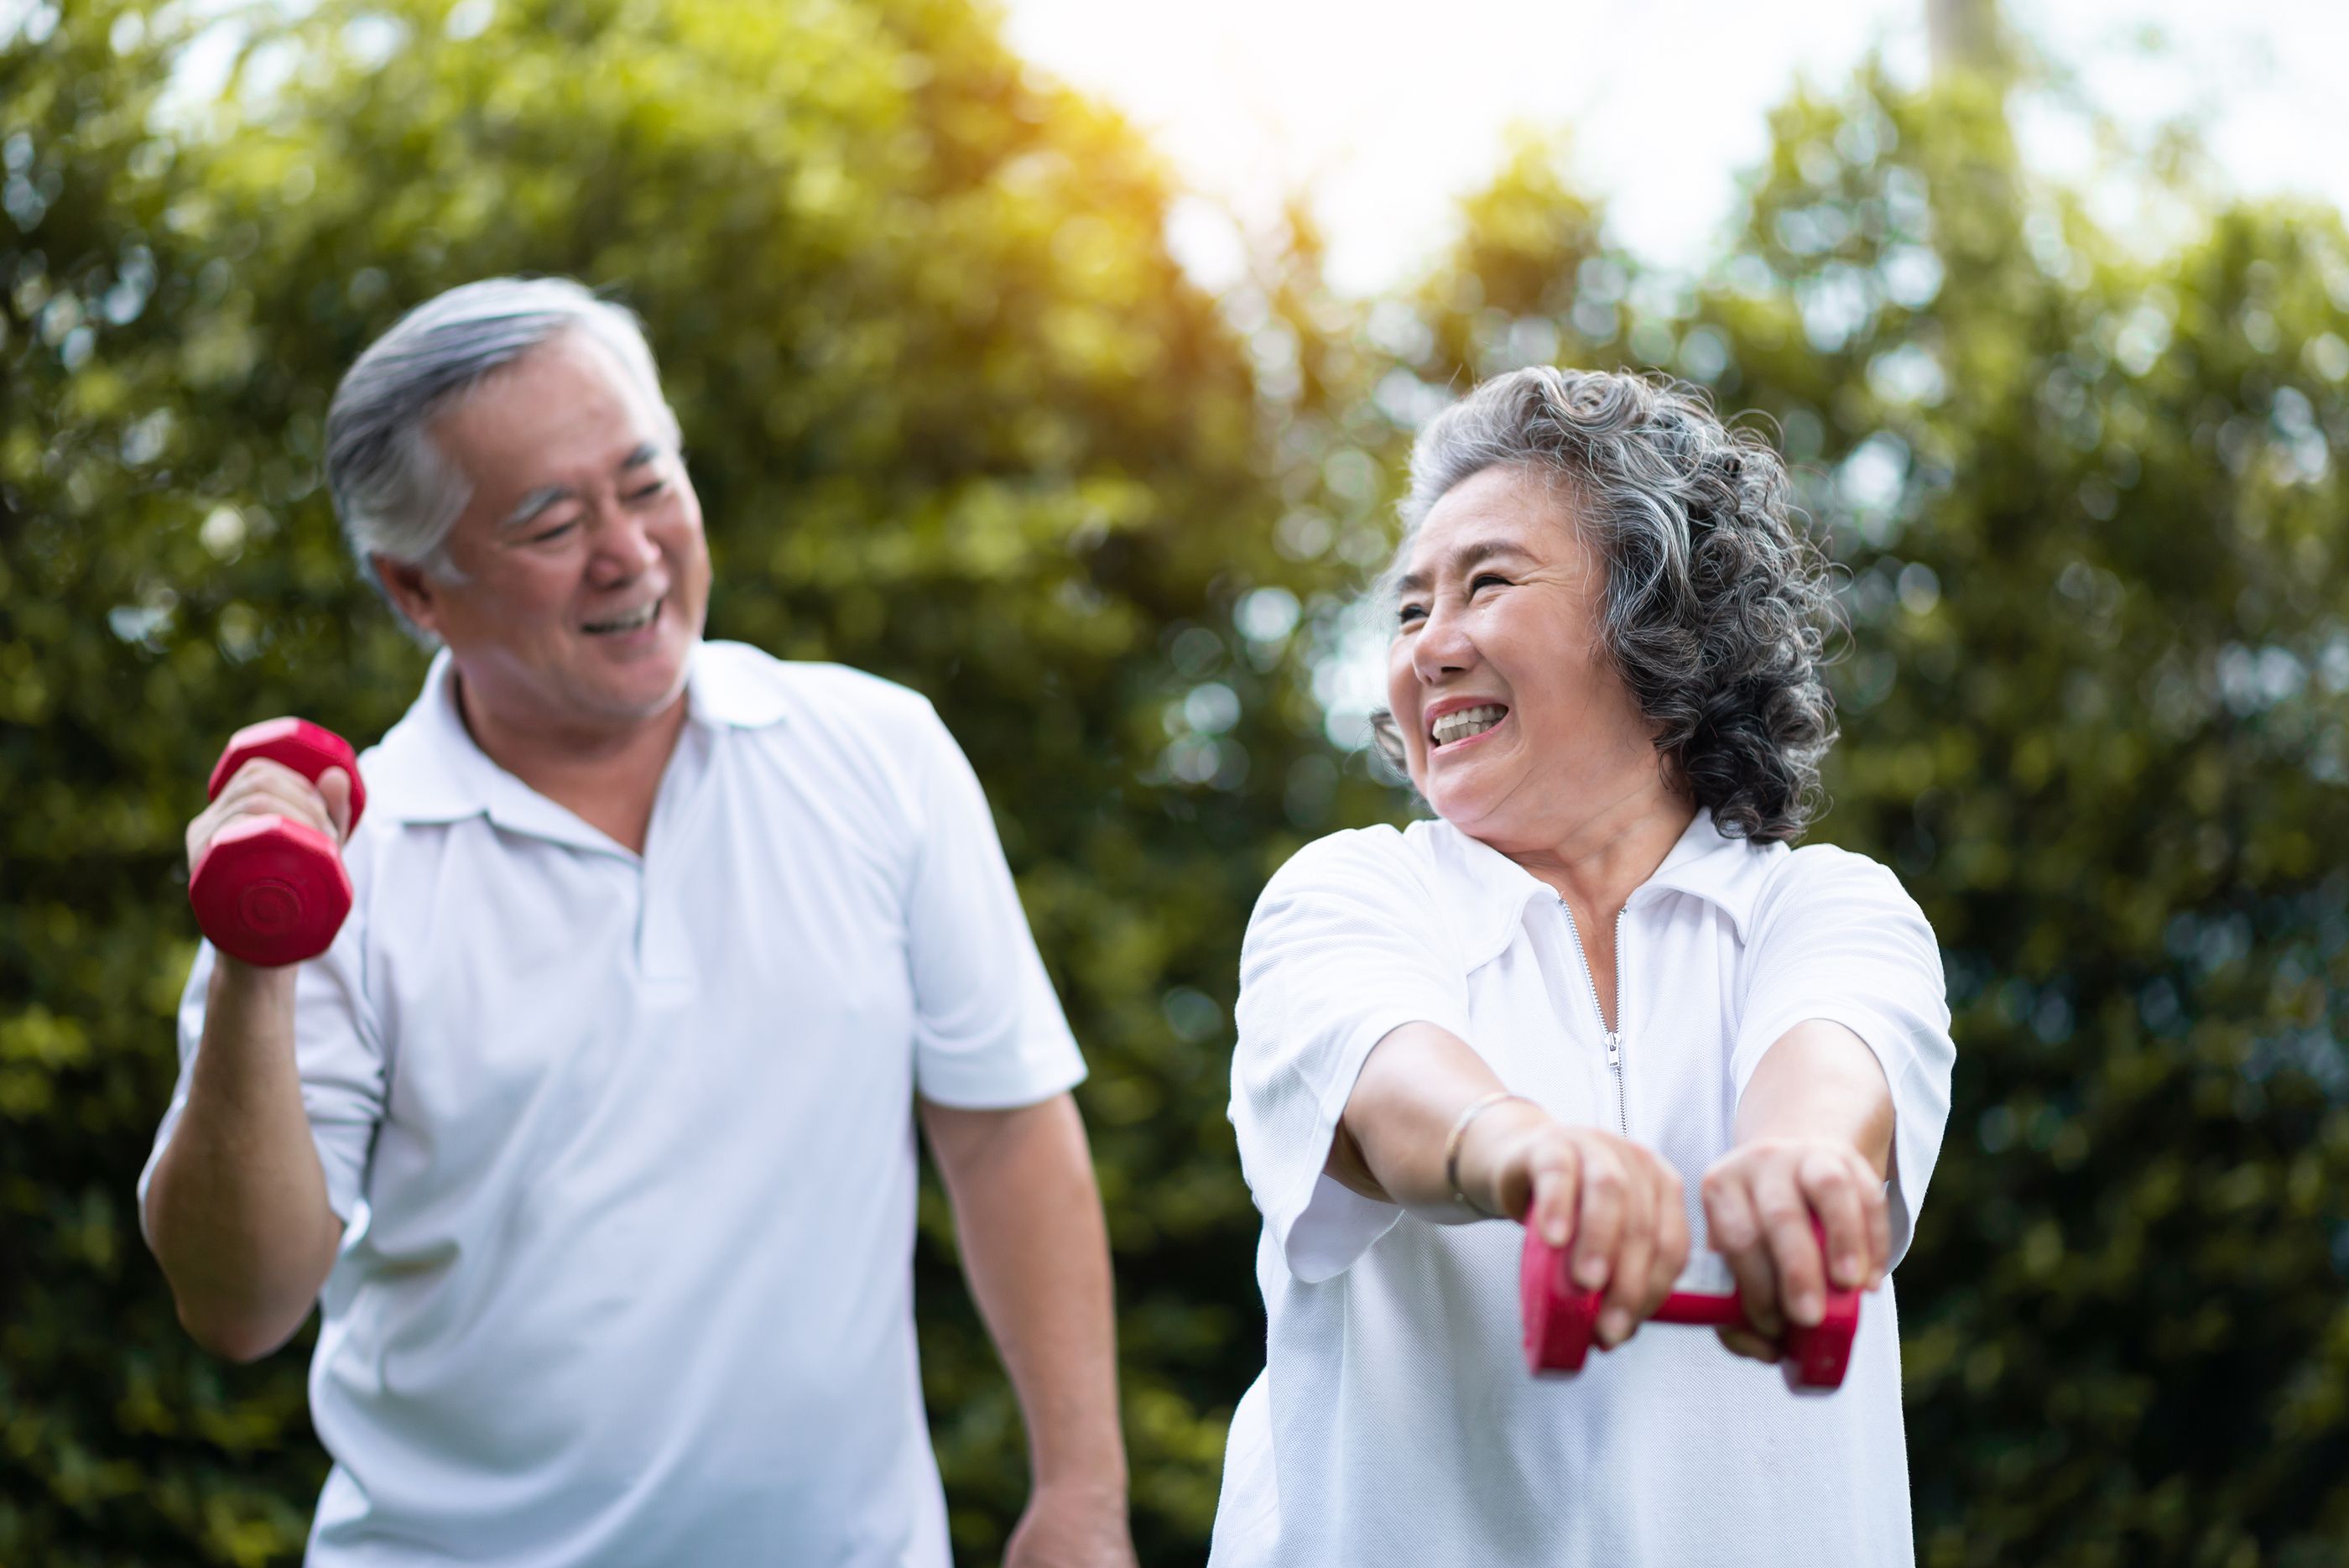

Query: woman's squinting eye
[1469,571,1509,593]
[1396,600,1428,628]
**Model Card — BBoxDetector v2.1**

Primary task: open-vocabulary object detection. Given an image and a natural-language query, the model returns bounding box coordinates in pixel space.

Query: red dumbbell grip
[205,716,367,826]
[190,718,364,967]
[1521,1216,1861,1390]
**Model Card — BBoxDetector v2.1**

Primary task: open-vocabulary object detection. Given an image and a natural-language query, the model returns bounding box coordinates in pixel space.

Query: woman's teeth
[1431,704,1506,747]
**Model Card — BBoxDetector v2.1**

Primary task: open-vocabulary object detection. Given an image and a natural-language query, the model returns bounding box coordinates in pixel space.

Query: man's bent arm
[919,1092,1133,1562]
[143,960,345,1362]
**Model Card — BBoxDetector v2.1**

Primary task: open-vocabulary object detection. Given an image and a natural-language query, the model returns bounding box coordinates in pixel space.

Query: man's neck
[453,675,691,857]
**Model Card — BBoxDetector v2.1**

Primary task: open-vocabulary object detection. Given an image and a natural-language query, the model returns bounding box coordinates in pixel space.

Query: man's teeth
[1431,704,1507,747]
[584,599,661,634]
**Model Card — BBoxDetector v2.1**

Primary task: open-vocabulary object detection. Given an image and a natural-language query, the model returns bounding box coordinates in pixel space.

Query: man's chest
[358,814,919,1180]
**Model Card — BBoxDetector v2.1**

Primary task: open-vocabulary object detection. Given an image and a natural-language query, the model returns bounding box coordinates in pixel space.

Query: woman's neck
[1491,775,1697,923]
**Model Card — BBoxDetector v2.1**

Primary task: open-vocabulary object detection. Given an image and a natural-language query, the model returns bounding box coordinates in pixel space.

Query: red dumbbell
[1520,1216,1860,1391]
[188,718,367,968]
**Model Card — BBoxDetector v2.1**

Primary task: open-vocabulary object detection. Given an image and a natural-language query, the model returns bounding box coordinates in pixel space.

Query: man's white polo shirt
[1212,810,1955,1566]
[141,640,1086,1566]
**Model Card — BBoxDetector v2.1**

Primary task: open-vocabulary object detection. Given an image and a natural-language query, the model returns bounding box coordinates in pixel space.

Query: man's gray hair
[325,276,680,596]
[1371,367,1841,844]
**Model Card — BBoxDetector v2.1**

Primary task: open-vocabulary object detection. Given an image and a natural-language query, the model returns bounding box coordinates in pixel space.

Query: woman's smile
[1427,703,1512,755]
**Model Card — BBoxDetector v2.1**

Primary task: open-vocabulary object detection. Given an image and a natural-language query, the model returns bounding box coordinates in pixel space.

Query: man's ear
[374,554,444,638]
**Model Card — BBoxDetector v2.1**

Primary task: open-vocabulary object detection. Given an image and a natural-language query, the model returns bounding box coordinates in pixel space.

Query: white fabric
[141,640,1086,1567]
[1213,810,1954,1567]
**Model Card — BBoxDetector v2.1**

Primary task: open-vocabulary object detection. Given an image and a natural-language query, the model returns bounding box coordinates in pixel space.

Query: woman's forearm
[1332,1021,1542,1216]
[1732,1019,1894,1175]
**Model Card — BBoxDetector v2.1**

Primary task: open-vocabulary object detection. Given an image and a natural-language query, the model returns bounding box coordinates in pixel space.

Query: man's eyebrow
[619,442,660,471]
[1394,538,1534,597]
[497,484,576,534]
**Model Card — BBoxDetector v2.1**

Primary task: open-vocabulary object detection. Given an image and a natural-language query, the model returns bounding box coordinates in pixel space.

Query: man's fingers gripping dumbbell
[189,758,343,868]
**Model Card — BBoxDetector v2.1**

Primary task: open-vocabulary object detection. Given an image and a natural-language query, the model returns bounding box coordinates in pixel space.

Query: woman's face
[1385,465,1661,848]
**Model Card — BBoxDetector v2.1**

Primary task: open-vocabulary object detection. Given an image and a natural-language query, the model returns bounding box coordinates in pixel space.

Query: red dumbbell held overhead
[188,719,367,968]
[1520,1215,1860,1392]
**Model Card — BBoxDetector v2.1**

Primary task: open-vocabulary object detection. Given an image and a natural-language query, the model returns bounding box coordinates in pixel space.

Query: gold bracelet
[1444,1090,1533,1220]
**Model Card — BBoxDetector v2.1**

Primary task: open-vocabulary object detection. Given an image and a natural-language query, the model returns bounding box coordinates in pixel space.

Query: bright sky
[997,0,2349,295]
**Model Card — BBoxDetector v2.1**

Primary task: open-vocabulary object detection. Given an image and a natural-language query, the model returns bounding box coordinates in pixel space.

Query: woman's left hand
[1698,1136,1888,1364]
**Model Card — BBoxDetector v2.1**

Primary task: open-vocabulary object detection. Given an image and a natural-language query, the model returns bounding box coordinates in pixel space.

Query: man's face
[383,330,711,742]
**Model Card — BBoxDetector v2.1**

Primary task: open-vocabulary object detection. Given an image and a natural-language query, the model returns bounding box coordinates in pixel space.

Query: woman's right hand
[1459,1107,1690,1349]
[185,758,354,880]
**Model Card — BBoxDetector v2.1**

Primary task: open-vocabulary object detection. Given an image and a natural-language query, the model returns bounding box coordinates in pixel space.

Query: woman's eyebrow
[1397,538,1534,595]
[1453,538,1533,571]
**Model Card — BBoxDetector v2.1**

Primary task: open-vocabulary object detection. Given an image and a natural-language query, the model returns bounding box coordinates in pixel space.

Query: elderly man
[141,277,1133,1565]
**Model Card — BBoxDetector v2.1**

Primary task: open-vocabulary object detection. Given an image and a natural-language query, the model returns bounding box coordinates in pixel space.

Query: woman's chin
[1425,776,1499,831]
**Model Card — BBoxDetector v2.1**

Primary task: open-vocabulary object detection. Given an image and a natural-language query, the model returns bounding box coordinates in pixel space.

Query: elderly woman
[1212,368,1955,1565]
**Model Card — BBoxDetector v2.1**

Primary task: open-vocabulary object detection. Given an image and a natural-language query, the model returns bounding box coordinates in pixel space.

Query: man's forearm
[144,960,343,1362]
[919,1093,1128,1498]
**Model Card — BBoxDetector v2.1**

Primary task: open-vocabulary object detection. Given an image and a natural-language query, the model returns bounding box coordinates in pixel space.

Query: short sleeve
[903,708,1086,1108]
[1731,847,1955,1268]
[138,899,388,1242]
[1231,829,1474,1284]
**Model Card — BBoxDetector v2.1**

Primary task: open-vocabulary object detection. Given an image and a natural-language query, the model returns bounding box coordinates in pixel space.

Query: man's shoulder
[698,641,939,736]
[699,644,956,831]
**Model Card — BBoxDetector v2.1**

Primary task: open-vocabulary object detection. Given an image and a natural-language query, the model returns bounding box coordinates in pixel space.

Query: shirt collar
[362,639,787,841]
[1423,807,1781,972]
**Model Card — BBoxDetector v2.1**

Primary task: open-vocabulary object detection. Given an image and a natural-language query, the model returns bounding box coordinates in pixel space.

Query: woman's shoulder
[1252,820,1533,968]
[1262,823,1426,897]
[1749,837,1931,937]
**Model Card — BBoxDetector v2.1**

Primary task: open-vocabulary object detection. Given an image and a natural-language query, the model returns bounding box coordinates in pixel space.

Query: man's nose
[586,508,661,584]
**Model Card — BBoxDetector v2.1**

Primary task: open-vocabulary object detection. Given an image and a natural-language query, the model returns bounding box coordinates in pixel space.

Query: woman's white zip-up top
[1213,809,1955,1568]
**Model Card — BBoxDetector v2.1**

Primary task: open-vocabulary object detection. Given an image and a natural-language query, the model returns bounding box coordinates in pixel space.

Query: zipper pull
[1606,1033,1622,1067]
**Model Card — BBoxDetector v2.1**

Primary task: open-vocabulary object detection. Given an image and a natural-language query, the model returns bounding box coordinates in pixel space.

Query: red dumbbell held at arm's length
[1521,1215,1860,1391]
[188,719,367,968]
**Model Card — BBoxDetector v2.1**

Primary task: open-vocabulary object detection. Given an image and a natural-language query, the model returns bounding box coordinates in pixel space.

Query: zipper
[1558,896,1629,1138]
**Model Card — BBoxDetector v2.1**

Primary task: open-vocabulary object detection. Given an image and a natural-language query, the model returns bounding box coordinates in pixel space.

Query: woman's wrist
[1453,1097,1552,1219]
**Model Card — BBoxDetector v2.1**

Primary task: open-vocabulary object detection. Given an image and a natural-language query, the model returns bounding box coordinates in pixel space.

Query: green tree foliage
[1372,58,2349,1568]
[13,1,2349,1564]
[0,1,1388,1560]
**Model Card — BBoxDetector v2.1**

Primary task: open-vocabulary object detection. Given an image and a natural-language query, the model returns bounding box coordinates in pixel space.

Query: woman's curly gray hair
[1369,367,1840,844]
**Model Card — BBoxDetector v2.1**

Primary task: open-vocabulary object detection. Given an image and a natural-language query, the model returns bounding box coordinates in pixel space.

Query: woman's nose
[1413,596,1477,680]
